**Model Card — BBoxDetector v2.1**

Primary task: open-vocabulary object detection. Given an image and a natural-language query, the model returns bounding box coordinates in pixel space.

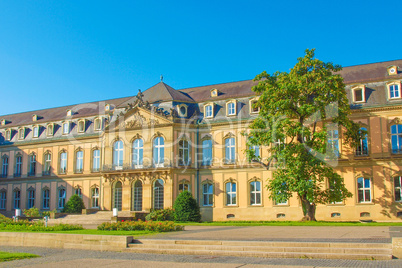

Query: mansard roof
[2,59,402,128]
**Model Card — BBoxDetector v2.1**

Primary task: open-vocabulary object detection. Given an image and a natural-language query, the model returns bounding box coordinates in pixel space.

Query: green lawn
[0,251,39,262]
[180,221,402,226]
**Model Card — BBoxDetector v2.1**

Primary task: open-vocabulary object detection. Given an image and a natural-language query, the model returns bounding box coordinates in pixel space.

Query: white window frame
[132,139,143,168]
[225,181,237,206]
[357,177,372,203]
[59,152,67,174]
[225,137,236,164]
[153,137,164,167]
[250,181,261,206]
[388,81,402,100]
[75,150,84,173]
[204,104,214,118]
[58,188,66,209]
[33,126,39,138]
[179,181,190,193]
[91,187,100,208]
[202,139,213,166]
[132,181,142,211]
[78,120,85,133]
[42,189,50,209]
[62,122,70,135]
[227,101,236,116]
[249,97,260,114]
[113,140,124,169]
[15,155,22,177]
[18,128,25,140]
[327,128,339,158]
[352,86,366,103]
[92,149,100,172]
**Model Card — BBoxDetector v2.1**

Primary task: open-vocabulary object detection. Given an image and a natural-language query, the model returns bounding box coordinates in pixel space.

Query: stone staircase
[127,239,393,260]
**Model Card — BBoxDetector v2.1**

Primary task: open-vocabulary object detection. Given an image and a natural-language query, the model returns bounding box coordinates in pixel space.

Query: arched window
[178,139,190,166]
[132,180,143,211]
[27,188,35,209]
[43,152,52,176]
[153,137,164,167]
[14,154,22,177]
[75,150,84,173]
[58,187,66,209]
[225,137,235,164]
[225,181,237,206]
[113,140,124,169]
[356,127,368,156]
[28,153,36,176]
[59,151,67,174]
[153,179,164,209]
[91,187,99,208]
[132,139,143,168]
[250,181,261,205]
[202,182,213,206]
[391,125,402,154]
[202,139,213,166]
[42,188,50,209]
[1,156,8,178]
[75,186,82,198]
[113,181,122,211]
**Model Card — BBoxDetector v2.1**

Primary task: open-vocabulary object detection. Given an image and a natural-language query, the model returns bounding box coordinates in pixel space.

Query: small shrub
[97,220,183,232]
[173,191,201,222]
[62,194,86,213]
[145,208,174,221]
[23,207,41,217]
[42,209,57,217]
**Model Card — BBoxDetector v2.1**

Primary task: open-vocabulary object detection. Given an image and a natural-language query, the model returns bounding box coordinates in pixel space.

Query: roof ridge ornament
[160,74,163,82]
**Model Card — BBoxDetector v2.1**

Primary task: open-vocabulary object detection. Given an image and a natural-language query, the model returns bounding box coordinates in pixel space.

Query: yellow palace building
[1,60,402,222]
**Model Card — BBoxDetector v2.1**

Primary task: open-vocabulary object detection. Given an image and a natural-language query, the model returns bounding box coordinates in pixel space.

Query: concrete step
[127,239,393,260]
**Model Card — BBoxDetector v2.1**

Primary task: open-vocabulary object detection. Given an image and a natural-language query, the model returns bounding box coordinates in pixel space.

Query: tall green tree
[247,49,362,221]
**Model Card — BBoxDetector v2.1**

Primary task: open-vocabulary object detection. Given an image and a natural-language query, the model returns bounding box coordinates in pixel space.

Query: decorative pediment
[389,117,402,126]
[118,107,173,130]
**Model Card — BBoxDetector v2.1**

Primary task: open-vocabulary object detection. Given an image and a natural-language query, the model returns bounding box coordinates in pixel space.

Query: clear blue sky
[0,1,401,116]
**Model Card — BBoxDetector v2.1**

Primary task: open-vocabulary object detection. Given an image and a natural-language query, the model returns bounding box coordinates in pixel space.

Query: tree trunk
[300,196,316,221]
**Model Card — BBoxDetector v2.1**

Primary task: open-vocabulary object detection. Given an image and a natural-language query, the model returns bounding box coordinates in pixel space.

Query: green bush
[145,208,174,221]
[23,207,41,217]
[173,191,201,222]
[97,220,183,232]
[0,214,83,231]
[62,194,86,213]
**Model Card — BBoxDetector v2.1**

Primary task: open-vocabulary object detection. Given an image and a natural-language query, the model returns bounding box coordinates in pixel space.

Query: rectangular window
[205,105,213,118]
[356,127,368,156]
[60,152,67,174]
[178,140,190,166]
[94,118,102,130]
[93,149,100,172]
[250,181,261,205]
[76,151,83,173]
[327,129,339,158]
[47,124,53,136]
[75,188,82,198]
[395,176,402,202]
[58,188,66,209]
[353,88,364,102]
[15,156,22,177]
[226,182,237,206]
[391,124,402,154]
[202,139,213,166]
[18,128,25,140]
[225,138,235,164]
[203,183,213,206]
[92,187,99,208]
[389,84,400,99]
[62,122,69,134]
[1,157,8,178]
[179,182,190,193]
[33,126,39,138]
[227,102,236,115]
[13,190,20,209]
[43,154,52,176]
[27,190,35,209]
[78,121,85,133]
[5,130,11,141]
[357,177,371,203]
[0,192,6,209]
[42,189,50,209]
[28,154,36,176]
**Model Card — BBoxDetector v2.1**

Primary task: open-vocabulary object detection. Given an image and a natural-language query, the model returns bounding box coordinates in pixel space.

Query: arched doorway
[113,181,122,211]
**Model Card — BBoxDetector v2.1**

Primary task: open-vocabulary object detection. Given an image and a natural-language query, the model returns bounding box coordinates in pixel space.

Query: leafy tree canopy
[62,194,86,214]
[247,49,362,221]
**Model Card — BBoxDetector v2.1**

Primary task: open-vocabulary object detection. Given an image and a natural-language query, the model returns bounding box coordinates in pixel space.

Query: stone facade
[1,60,402,221]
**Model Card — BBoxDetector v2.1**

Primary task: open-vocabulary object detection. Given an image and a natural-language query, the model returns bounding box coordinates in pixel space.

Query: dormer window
[210,88,219,97]
[226,100,237,116]
[249,97,260,114]
[388,65,398,76]
[204,103,214,118]
[78,120,86,133]
[62,122,70,134]
[352,85,366,103]
[32,115,38,121]
[94,118,102,131]
[387,81,401,100]
[1,119,9,126]
[47,124,54,136]
[33,126,39,138]
[66,110,72,117]
[18,128,25,140]
[105,104,111,111]
[177,104,188,117]
[5,129,11,141]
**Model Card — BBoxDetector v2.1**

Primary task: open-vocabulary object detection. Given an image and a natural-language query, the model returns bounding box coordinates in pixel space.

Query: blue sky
[0,1,401,116]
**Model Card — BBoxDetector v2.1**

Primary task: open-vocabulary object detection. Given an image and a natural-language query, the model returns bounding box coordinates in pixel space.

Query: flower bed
[0,214,83,231]
[97,220,184,232]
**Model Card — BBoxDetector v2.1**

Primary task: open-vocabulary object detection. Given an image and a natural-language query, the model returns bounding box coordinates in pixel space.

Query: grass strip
[180,221,402,226]
[0,229,157,236]
[0,251,39,262]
